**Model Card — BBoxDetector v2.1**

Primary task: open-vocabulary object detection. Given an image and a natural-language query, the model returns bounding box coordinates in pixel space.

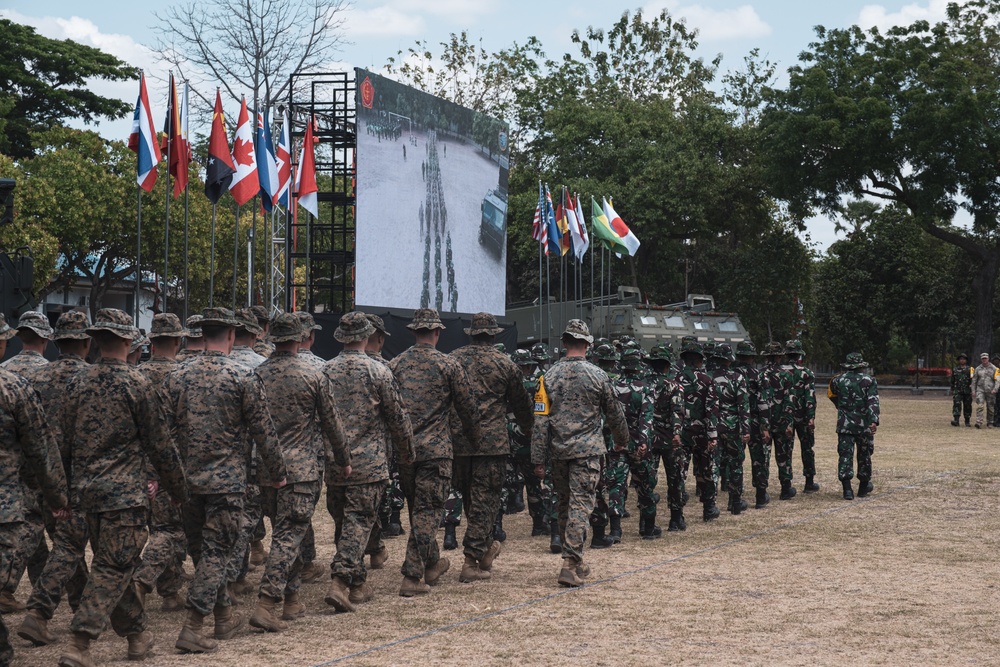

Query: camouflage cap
[702,341,717,357]
[595,343,620,362]
[982,352,990,360]
[510,349,536,366]
[644,342,673,363]
[616,335,636,347]
[785,339,804,356]
[234,308,263,335]
[842,352,866,369]
[365,313,390,336]
[200,307,239,328]
[130,330,150,355]
[735,340,757,357]
[87,308,137,340]
[270,312,305,343]
[295,311,323,331]
[957,352,969,361]
[16,311,53,339]
[761,341,785,357]
[250,305,271,327]
[52,311,91,341]
[464,312,504,336]
[185,314,203,338]
[530,343,553,362]
[562,319,593,344]
[334,311,375,344]
[713,343,735,362]
[680,335,697,346]
[494,343,506,353]
[621,347,645,364]
[594,337,610,348]
[680,340,704,358]
[0,314,13,341]
[150,313,185,339]
[406,308,445,331]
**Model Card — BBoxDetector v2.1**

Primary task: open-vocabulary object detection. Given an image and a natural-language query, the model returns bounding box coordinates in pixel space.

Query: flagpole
[546,253,551,346]
[164,151,171,314]
[250,198,257,306]
[537,235,543,347]
[210,203,217,307]
[607,246,612,338]
[135,187,142,326]
[182,81,190,321]
[233,205,240,309]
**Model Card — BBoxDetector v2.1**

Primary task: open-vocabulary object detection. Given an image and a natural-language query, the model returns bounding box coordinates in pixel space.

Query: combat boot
[951,418,960,426]
[349,582,375,605]
[250,540,267,567]
[126,630,154,660]
[608,515,623,544]
[966,419,972,427]
[175,609,218,654]
[399,576,430,597]
[250,595,288,632]
[443,523,458,550]
[370,546,389,570]
[0,591,25,613]
[530,511,547,537]
[589,524,614,549]
[804,476,820,493]
[703,499,720,522]
[213,604,244,640]
[459,555,490,583]
[667,509,685,532]
[641,512,662,540]
[506,487,526,514]
[324,577,356,613]
[549,520,562,554]
[576,561,591,579]
[161,594,184,612]
[281,592,305,620]
[386,509,404,537]
[57,631,94,667]
[18,609,57,646]
[480,540,501,572]
[755,488,770,509]
[779,480,797,500]
[493,511,507,543]
[857,478,873,497]
[557,558,584,588]
[300,560,326,583]
[424,556,451,586]
[729,494,747,515]
[842,479,854,500]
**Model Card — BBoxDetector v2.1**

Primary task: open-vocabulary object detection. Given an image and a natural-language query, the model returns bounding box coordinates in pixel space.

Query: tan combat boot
[324,576,357,613]
[349,582,375,605]
[0,590,25,613]
[576,561,591,579]
[18,609,57,646]
[459,555,491,583]
[250,540,267,566]
[299,561,326,583]
[161,594,184,612]
[213,604,244,640]
[424,556,451,585]
[479,540,502,572]
[399,576,430,597]
[126,630,155,660]
[249,595,288,632]
[369,546,389,570]
[557,557,584,588]
[57,631,94,667]
[281,591,306,620]
[175,609,218,653]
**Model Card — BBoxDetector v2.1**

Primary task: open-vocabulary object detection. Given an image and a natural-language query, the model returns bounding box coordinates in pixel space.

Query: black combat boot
[506,486,525,514]
[530,510,547,537]
[386,509,404,537]
[842,478,854,500]
[608,515,623,544]
[443,524,458,550]
[755,487,770,509]
[703,499,720,522]
[493,511,506,543]
[590,524,614,549]
[549,520,562,554]
[641,512,662,540]
[667,509,685,532]
[729,493,747,515]
[951,418,960,426]
[695,480,704,502]
[857,478,873,497]
[803,476,820,493]
[779,480,797,500]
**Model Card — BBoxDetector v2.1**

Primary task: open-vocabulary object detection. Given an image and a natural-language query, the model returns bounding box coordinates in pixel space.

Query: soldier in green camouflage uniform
[616,348,659,539]
[951,353,973,427]
[760,342,797,500]
[59,308,188,666]
[828,352,880,500]
[732,341,772,509]
[390,308,480,597]
[164,307,287,654]
[532,320,629,587]
[710,344,751,514]
[671,340,720,527]
[0,358,68,667]
[644,344,684,538]
[588,343,621,547]
[322,312,413,611]
[785,340,819,493]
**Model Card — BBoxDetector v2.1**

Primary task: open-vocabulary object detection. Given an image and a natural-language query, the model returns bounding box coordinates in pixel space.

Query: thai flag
[127,72,162,192]
[256,108,279,212]
[274,111,291,208]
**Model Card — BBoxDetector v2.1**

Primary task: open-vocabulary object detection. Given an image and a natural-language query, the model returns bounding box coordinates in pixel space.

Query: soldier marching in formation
[0,303,886,666]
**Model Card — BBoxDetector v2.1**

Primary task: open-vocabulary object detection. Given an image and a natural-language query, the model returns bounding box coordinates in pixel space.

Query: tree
[0,19,138,159]
[761,0,1000,358]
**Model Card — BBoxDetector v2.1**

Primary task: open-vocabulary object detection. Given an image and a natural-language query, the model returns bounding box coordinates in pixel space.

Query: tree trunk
[971,249,998,358]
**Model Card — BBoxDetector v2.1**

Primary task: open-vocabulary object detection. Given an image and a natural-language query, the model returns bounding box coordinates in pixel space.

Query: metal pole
[250,199,257,306]
[135,187,142,326]
[538,238,542,346]
[545,253,551,345]
[182,80,190,320]
[233,205,240,309]
[210,203,217,307]
[164,153,171,313]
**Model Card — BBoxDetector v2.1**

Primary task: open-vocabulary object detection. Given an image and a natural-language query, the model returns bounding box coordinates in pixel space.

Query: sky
[0,0,957,253]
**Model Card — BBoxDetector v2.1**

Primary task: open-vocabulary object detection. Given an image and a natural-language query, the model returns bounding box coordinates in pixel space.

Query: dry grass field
[8,393,1000,666]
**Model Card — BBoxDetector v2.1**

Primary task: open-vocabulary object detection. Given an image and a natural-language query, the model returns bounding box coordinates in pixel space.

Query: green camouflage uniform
[711,345,750,510]
[951,357,973,425]
[589,346,622,531]
[647,344,684,534]
[615,351,658,530]
[828,354,880,486]
[732,342,772,505]
[785,340,817,484]
[507,354,556,527]
[673,342,720,519]
[760,343,796,497]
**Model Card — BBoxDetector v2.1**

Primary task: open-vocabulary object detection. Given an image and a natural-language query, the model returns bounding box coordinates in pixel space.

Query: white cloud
[857,0,950,32]
[390,0,497,22]
[644,1,772,42]
[344,5,426,37]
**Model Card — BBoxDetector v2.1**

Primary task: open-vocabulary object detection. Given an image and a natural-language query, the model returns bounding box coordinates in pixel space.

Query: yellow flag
[534,375,550,415]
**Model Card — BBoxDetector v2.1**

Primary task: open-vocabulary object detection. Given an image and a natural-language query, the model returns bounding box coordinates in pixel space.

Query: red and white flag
[295,115,318,217]
[127,72,161,192]
[274,110,291,208]
[229,97,258,206]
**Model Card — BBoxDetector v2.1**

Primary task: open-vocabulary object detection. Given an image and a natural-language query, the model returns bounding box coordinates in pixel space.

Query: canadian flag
[229,97,258,206]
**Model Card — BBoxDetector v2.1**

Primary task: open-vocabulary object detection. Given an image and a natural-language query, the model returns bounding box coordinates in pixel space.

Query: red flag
[295,116,318,217]
[229,97,259,206]
[161,74,188,198]
[205,90,236,204]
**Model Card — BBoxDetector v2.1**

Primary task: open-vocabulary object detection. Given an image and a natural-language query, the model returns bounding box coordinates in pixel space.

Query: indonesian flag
[602,197,640,256]
[229,97,259,206]
[295,115,318,217]
[274,110,292,208]
[566,192,587,263]
[127,72,162,192]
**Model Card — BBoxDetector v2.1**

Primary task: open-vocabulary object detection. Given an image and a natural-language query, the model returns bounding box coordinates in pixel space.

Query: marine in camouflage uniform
[0,360,68,667]
[710,344,751,514]
[760,342,797,500]
[785,340,819,493]
[163,307,287,654]
[176,314,204,363]
[671,340,720,526]
[732,341,773,509]
[531,320,629,587]
[18,312,92,646]
[250,305,275,359]
[644,344,684,538]
[250,313,350,629]
[59,308,188,666]
[972,353,997,428]
[295,312,326,370]
[615,348,659,540]
[450,313,533,583]
[588,343,621,547]
[828,353,880,500]
[951,353,973,427]
[322,312,413,611]
[389,308,480,597]
[133,313,188,614]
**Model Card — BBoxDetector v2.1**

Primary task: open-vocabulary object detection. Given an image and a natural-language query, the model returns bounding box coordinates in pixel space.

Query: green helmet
[494,343,507,354]
[645,343,674,362]
[784,339,804,356]
[595,343,620,362]
[735,340,757,357]
[530,343,553,363]
[511,349,535,366]
[712,343,735,362]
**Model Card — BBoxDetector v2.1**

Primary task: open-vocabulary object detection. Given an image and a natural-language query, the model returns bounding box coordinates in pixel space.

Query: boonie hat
[762,341,785,357]
[562,319,593,344]
[269,312,305,343]
[736,341,757,357]
[365,313,391,336]
[200,307,240,328]
[407,308,445,331]
[843,352,866,369]
[234,308,263,335]
[16,311,53,339]
[295,311,323,331]
[0,314,14,341]
[185,315,203,338]
[464,312,503,336]
[88,308,137,340]
[150,313,185,339]
[52,311,91,341]
[510,349,536,366]
[334,311,375,344]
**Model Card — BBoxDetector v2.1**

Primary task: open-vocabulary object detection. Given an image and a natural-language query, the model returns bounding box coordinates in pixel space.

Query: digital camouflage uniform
[389,309,480,588]
[732,341,772,508]
[615,349,658,537]
[760,342,797,499]
[785,340,818,489]
[646,344,684,536]
[710,345,750,512]
[673,341,720,523]
[828,353,880,497]
[61,309,188,663]
[972,355,997,428]
[531,320,629,584]
[367,338,406,547]
[176,314,203,364]
[951,355,973,426]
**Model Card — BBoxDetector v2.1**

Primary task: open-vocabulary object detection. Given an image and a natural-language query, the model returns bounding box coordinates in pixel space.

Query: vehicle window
[693,321,710,330]
[640,316,657,326]
[718,321,738,332]
[663,316,685,328]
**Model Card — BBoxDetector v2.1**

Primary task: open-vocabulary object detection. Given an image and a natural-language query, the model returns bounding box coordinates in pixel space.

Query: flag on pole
[591,197,629,255]
[274,110,292,208]
[544,184,561,257]
[229,97,259,206]
[161,73,189,198]
[205,90,236,204]
[531,180,544,243]
[556,187,572,256]
[127,72,161,192]
[574,193,589,262]
[295,115,318,217]
[256,108,279,212]
[602,197,640,256]
[566,191,586,263]
[180,82,191,164]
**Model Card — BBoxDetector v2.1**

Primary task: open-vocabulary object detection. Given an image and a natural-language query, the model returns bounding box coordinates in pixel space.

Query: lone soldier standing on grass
[389,308,480,597]
[972,352,997,428]
[828,352,879,500]
[531,320,628,588]
[951,353,973,427]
